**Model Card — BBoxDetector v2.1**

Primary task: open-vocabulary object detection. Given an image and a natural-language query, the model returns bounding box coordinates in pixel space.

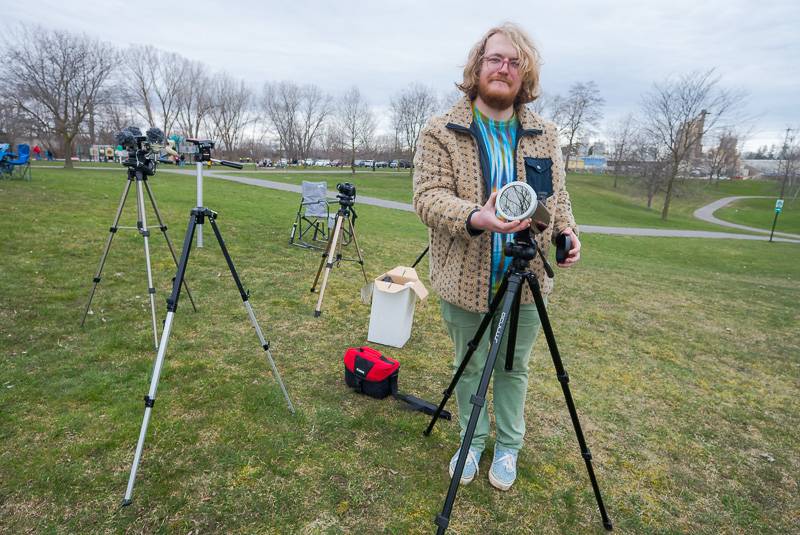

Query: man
[412,23,580,491]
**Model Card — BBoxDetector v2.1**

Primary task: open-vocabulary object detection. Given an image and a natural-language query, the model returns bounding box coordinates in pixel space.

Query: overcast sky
[6,0,798,150]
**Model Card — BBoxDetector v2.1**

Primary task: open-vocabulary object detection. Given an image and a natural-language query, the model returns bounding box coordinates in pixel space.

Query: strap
[391,378,451,420]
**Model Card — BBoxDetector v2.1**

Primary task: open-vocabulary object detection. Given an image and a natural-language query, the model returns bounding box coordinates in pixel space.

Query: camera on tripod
[185,138,244,169]
[116,126,168,176]
[186,138,215,162]
[336,182,356,206]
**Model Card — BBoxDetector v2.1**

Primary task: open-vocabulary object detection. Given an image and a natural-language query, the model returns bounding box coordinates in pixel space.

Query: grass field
[2,168,798,534]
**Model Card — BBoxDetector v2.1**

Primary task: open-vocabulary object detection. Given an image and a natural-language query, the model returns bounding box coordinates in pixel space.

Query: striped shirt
[472,103,519,294]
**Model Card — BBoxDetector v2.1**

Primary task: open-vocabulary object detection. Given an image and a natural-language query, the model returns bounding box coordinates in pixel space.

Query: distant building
[677,109,708,161]
[566,155,608,172]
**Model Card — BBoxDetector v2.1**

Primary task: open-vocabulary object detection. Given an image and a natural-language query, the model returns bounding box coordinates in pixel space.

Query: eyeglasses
[482,55,521,73]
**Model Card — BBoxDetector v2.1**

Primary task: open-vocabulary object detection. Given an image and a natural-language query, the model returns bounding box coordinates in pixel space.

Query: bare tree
[777,128,800,199]
[526,91,549,117]
[295,85,333,161]
[1,26,116,168]
[439,87,463,112]
[124,45,159,128]
[261,82,332,161]
[123,45,187,138]
[152,51,186,137]
[337,86,376,173]
[176,58,212,139]
[391,83,438,166]
[0,96,36,145]
[205,73,253,154]
[551,81,605,172]
[606,113,638,188]
[262,81,300,158]
[641,69,745,219]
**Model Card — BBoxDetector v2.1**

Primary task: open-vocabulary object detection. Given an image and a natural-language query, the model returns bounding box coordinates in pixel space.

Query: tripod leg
[311,215,338,291]
[81,178,133,326]
[424,273,510,436]
[347,215,369,285]
[505,285,522,371]
[526,276,613,531]
[196,162,204,248]
[313,214,344,317]
[411,246,429,269]
[206,215,295,414]
[135,176,160,350]
[143,180,198,312]
[123,210,198,506]
[435,274,524,535]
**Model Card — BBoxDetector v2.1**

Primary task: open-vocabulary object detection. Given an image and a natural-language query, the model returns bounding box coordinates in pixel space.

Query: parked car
[397,159,412,168]
[375,161,389,168]
[361,159,375,168]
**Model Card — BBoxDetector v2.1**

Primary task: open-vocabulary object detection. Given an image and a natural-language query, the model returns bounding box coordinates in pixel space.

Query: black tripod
[310,194,367,317]
[122,206,295,505]
[424,230,612,534]
[81,165,196,349]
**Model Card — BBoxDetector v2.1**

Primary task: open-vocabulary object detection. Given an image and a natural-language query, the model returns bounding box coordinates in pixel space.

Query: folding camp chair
[289,181,331,249]
[8,144,31,180]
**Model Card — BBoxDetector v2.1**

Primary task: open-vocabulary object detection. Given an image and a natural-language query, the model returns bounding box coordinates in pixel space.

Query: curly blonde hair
[457,23,542,106]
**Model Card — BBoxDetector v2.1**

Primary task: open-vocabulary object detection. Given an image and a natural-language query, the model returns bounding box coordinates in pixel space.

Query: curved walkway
[693,196,800,240]
[67,166,800,243]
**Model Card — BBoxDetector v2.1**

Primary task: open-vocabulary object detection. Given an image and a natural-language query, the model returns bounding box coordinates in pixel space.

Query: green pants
[440,298,543,451]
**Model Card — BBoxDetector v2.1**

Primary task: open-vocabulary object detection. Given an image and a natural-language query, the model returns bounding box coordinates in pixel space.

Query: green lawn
[567,174,781,233]
[715,196,799,235]
[2,169,798,534]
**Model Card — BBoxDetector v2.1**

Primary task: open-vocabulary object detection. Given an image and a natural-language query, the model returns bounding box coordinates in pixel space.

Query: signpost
[769,199,784,242]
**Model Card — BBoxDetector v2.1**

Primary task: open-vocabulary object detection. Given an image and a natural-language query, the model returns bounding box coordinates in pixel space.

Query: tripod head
[504,228,554,278]
[335,182,357,219]
[117,126,159,176]
[186,138,244,169]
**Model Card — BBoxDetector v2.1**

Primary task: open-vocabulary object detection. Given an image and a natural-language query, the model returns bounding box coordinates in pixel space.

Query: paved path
[68,166,800,243]
[693,196,800,239]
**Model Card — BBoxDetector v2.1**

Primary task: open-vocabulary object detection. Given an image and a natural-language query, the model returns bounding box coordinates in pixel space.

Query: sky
[5,0,799,151]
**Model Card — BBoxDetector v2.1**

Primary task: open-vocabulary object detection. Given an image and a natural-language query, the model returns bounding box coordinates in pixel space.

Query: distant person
[46,149,54,161]
[413,23,580,491]
[33,145,42,160]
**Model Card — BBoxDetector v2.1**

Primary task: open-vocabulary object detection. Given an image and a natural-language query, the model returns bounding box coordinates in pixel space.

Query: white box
[367,266,429,348]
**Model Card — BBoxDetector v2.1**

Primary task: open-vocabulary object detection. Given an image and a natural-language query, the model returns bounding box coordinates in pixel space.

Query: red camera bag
[343,346,451,419]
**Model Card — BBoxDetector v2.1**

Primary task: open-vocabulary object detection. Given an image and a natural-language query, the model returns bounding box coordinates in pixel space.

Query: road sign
[775,199,784,213]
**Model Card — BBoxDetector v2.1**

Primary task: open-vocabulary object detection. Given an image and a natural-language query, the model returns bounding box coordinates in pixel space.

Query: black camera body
[336,182,356,208]
[116,127,157,176]
[187,139,215,162]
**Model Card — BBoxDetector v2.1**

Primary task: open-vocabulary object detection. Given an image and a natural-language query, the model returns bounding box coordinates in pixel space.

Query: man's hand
[557,227,581,268]
[469,191,531,234]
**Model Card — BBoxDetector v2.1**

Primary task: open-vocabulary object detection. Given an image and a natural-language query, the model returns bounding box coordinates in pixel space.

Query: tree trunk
[661,167,678,220]
[63,135,74,169]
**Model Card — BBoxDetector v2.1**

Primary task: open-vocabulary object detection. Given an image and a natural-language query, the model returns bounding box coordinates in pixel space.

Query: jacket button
[536,165,541,170]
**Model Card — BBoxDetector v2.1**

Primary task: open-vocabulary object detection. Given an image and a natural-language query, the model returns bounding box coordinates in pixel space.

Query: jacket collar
[445,95,544,136]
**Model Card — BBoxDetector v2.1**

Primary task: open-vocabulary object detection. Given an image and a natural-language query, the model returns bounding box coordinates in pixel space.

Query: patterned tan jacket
[412,96,578,313]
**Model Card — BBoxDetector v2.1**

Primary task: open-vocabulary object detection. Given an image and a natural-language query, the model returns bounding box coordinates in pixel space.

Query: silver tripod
[122,206,295,506]
[81,166,196,348]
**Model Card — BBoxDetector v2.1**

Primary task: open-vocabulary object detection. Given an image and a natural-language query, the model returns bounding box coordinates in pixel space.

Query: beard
[477,75,519,110]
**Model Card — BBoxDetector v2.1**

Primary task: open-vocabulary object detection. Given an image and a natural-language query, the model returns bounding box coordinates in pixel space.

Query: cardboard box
[367,266,429,348]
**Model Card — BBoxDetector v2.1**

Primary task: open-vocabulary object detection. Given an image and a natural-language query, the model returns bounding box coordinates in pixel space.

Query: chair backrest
[12,144,30,164]
[302,181,328,218]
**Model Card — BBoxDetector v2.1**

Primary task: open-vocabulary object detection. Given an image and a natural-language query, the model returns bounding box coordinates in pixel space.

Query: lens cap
[555,233,571,264]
